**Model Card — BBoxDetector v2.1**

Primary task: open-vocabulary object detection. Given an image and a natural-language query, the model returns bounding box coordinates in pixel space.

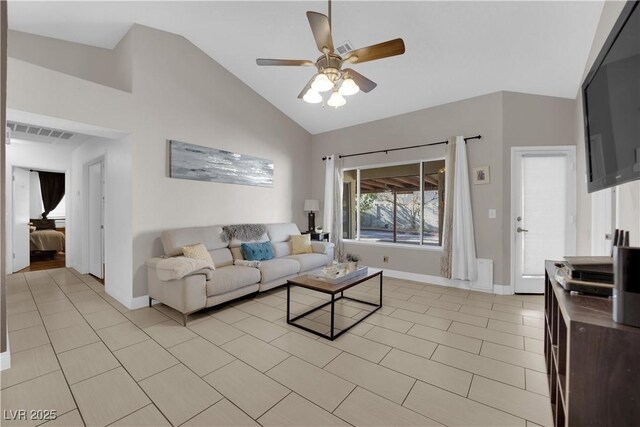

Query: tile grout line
[21,270,89,427]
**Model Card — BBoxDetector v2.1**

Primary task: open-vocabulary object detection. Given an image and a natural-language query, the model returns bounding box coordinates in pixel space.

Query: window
[343,159,445,246]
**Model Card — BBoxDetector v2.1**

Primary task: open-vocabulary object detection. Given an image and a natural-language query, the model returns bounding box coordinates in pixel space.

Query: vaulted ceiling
[8,1,604,134]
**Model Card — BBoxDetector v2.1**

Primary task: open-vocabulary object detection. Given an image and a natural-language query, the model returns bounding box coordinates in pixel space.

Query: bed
[29,219,65,255]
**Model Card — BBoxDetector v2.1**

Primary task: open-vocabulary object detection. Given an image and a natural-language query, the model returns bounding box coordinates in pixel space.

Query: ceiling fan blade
[345,38,405,64]
[297,76,316,99]
[256,58,315,66]
[342,68,377,93]
[306,11,334,53]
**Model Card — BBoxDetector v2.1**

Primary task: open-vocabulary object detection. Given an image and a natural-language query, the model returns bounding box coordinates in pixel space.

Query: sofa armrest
[147,263,207,314]
[311,241,334,255]
[146,257,213,281]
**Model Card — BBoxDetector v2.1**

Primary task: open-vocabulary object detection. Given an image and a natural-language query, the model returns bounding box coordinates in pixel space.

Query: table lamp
[304,199,319,232]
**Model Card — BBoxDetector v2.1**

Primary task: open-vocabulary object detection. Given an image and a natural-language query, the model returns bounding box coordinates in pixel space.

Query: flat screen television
[583,0,640,193]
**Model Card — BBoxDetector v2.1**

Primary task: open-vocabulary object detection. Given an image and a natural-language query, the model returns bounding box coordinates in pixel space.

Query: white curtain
[440,139,456,279]
[450,136,477,281]
[323,155,344,261]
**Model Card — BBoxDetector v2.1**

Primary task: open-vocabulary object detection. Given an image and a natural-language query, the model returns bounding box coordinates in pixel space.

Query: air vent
[336,41,353,56]
[7,121,75,142]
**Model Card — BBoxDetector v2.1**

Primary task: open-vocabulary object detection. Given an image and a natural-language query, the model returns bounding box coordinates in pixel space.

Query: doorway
[511,146,576,293]
[87,159,105,280]
[11,166,67,273]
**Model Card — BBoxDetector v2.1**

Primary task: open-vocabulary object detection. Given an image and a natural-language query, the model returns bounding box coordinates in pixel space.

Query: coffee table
[286,267,382,340]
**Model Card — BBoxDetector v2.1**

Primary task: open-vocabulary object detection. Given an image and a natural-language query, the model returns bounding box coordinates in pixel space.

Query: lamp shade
[303,89,322,104]
[311,74,334,92]
[327,91,346,107]
[339,78,360,96]
[304,199,320,212]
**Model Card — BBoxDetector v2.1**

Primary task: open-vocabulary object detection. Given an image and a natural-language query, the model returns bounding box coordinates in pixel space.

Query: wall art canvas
[169,140,274,187]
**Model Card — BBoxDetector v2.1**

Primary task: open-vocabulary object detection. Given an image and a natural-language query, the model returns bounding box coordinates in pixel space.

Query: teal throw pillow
[241,241,274,261]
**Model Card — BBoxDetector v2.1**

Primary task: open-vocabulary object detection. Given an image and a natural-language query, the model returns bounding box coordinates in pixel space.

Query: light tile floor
[1,268,552,426]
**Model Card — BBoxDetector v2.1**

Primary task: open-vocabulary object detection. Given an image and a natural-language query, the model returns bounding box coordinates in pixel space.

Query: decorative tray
[309,264,368,284]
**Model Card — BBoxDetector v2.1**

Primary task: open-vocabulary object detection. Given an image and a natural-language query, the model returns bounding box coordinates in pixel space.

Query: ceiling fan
[256,0,405,108]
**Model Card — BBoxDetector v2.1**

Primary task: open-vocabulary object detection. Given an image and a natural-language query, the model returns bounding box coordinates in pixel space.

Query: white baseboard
[103,287,149,311]
[493,283,515,295]
[383,267,508,295]
[129,295,152,310]
[1,338,11,371]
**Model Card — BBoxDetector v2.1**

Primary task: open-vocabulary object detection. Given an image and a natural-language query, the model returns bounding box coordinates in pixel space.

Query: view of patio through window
[343,160,445,246]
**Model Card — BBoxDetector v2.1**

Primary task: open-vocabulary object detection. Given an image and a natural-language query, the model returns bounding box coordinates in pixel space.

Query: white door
[12,168,31,272]
[512,147,576,293]
[591,187,614,255]
[88,162,104,279]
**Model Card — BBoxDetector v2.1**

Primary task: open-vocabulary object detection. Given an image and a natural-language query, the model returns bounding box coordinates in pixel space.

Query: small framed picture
[472,166,490,185]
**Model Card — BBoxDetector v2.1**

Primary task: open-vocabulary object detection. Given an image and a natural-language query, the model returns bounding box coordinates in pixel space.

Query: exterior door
[512,147,576,293]
[12,167,30,272]
[88,161,104,279]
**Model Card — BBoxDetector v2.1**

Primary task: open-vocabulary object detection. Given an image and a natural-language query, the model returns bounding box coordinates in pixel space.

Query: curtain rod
[322,135,482,161]
[29,169,64,174]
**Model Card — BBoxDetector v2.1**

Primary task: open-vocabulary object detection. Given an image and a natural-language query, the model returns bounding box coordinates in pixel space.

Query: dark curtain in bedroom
[38,171,65,219]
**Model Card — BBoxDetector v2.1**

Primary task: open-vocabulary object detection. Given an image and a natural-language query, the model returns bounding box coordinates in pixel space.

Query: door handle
[517,227,528,233]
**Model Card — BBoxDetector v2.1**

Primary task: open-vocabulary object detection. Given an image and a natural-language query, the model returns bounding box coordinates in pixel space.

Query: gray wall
[311,91,576,286]
[8,30,130,92]
[7,25,312,301]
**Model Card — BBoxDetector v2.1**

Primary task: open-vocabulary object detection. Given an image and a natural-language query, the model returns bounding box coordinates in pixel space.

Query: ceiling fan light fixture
[303,88,323,104]
[311,73,334,92]
[339,78,360,96]
[327,91,346,108]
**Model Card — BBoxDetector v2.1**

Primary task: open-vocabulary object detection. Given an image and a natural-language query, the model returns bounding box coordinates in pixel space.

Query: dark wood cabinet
[544,261,640,427]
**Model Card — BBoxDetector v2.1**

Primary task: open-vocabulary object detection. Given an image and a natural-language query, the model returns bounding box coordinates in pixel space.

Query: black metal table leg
[330,294,335,340]
[379,272,383,307]
[286,283,291,324]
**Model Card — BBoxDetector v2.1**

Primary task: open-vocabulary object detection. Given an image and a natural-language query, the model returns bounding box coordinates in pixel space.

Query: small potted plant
[346,253,361,270]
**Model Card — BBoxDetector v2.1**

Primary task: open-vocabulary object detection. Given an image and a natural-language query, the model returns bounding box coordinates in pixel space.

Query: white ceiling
[8,1,604,134]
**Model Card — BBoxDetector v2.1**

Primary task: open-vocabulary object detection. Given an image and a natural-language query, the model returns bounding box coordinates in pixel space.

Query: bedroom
[22,167,66,271]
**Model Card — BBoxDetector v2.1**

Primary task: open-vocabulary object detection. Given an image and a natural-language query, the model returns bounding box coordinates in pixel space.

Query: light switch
[488,209,496,219]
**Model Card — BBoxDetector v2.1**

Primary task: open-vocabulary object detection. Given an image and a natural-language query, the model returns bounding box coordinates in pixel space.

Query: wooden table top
[287,267,382,295]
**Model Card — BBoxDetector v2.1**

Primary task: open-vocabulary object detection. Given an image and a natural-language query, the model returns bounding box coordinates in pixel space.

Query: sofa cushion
[206,266,261,296]
[291,234,313,255]
[259,258,300,283]
[241,242,275,261]
[230,247,244,260]
[162,225,226,256]
[265,223,301,243]
[210,248,233,268]
[182,243,215,268]
[286,254,329,273]
[272,242,292,258]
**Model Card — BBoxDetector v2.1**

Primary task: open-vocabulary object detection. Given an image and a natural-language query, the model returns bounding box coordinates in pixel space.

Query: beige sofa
[146,223,334,324]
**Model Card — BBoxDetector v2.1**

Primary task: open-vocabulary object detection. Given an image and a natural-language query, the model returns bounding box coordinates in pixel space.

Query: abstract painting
[169,140,274,187]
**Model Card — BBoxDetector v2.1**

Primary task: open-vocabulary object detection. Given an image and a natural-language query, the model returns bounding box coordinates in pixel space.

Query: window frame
[342,156,445,250]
